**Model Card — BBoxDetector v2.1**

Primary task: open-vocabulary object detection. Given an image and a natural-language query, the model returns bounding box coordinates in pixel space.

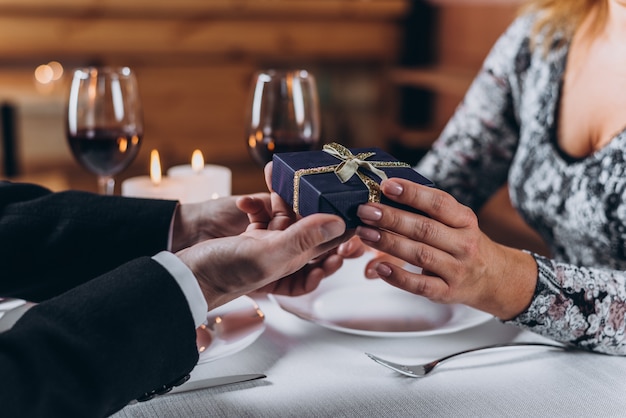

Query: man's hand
[176,212,346,311]
[170,194,270,252]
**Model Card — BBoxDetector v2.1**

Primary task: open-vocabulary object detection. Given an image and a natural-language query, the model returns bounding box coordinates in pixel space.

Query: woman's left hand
[355,178,538,320]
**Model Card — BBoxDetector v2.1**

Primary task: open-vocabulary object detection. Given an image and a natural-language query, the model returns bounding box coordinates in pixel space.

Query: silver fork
[365,342,569,378]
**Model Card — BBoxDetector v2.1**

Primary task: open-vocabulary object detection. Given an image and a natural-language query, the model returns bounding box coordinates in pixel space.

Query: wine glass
[245,69,321,166]
[66,66,143,195]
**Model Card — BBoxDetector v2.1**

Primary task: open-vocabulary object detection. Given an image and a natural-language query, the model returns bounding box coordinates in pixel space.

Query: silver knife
[168,373,266,394]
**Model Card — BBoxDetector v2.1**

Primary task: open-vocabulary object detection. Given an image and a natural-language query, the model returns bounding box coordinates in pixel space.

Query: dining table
[112,255,626,418]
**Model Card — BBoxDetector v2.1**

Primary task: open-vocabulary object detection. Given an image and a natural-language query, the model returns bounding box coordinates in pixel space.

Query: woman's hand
[354,178,538,320]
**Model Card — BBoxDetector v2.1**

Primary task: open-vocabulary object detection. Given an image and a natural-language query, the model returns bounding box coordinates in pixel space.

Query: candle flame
[150,149,162,186]
[117,136,128,153]
[191,149,204,173]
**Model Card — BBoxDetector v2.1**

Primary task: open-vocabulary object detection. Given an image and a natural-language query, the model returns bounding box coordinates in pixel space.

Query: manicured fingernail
[321,220,345,240]
[375,262,392,277]
[356,226,381,242]
[357,205,382,221]
[365,267,378,278]
[384,180,403,196]
[337,241,351,254]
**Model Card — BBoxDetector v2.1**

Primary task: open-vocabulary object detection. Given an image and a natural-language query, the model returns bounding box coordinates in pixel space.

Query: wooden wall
[0,0,409,194]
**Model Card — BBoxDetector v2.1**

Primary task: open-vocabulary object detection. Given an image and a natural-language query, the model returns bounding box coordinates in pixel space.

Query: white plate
[270,253,492,337]
[196,296,266,363]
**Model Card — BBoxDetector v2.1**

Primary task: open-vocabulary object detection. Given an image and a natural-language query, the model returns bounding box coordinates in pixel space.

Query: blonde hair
[520,0,606,50]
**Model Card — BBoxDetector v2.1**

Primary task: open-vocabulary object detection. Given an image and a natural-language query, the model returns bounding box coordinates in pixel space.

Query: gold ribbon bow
[292,142,410,215]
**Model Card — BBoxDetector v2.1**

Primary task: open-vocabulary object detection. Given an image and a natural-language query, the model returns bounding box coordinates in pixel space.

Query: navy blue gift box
[271,143,435,228]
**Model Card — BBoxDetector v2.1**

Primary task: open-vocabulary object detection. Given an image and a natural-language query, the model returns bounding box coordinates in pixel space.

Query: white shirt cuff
[152,251,208,328]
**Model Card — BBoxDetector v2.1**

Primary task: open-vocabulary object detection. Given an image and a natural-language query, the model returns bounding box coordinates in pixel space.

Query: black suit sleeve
[0,181,178,301]
[0,257,199,418]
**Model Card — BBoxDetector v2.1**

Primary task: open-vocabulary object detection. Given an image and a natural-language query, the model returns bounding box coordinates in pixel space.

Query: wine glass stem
[98,176,115,195]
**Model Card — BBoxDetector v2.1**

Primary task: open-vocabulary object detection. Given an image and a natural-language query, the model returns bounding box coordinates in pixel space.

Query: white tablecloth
[114,296,626,418]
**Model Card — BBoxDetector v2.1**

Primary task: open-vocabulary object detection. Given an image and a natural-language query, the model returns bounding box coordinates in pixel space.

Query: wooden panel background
[0,0,409,194]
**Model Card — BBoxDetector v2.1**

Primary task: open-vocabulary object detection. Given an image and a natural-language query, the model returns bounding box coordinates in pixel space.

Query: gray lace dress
[416,13,626,355]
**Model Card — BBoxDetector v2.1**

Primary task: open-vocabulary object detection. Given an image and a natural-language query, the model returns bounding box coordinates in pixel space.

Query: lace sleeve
[507,252,626,355]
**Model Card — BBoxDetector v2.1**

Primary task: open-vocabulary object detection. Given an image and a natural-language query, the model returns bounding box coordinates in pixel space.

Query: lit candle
[167,149,232,202]
[121,150,189,201]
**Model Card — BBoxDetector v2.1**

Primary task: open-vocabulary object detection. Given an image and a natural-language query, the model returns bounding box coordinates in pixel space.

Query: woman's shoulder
[483,11,564,80]
[489,13,537,61]
[504,12,538,40]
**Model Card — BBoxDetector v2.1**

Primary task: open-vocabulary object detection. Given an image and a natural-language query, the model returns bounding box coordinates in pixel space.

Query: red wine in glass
[245,69,321,167]
[68,127,142,177]
[66,66,143,195]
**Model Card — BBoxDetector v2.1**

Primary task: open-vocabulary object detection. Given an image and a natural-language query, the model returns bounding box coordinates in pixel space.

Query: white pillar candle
[167,150,232,202]
[121,149,189,201]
